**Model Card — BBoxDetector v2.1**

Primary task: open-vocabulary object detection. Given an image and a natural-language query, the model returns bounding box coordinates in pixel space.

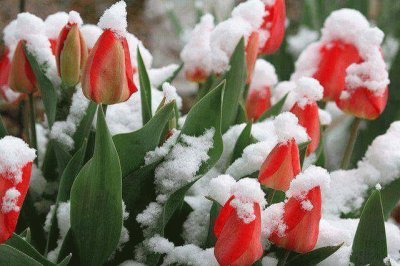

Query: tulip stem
[278,250,291,266]
[28,93,38,165]
[340,117,362,170]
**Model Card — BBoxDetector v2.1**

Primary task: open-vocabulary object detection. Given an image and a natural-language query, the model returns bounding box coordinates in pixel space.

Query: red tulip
[246,31,260,84]
[8,40,37,94]
[259,0,286,55]
[49,39,58,55]
[56,20,88,87]
[0,49,11,99]
[185,68,209,84]
[258,138,300,191]
[246,87,271,120]
[214,196,263,266]
[82,29,137,104]
[291,102,320,155]
[313,41,362,101]
[336,86,388,120]
[269,187,321,253]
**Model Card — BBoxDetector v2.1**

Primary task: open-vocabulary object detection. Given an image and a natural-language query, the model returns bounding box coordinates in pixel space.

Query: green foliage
[257,93,288,122]
[137,48,152,125]
[230,121,252,164]
[286,244,343,266]
[0,115,7,137]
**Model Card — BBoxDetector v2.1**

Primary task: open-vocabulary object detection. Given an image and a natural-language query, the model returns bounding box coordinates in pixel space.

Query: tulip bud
[246,88,271,120]
[336,86,388,120]
[245,31,260,84]
[56,12,87,87]
[0,49,11,98]
[313,41,361,101]
[82,29,136,104]
[8,40,37,94]
[258,138,301,191]
[214,196,263,266]
[259,0,286,55]
[0,136,36,243]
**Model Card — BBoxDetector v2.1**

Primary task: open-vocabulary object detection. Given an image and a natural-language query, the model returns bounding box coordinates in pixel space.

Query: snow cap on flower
[0,136,36,184]
[208,175,237,205]
[292,77,323,108]
[44,12,69,39]
[162,82,182,109]
[286,166,330,199]
[126,33,153,71]
[1,188,21,213]
[231,0,265,29]
[3,20,18,48]
[80,24,103,49]
[98,0,128,37]
[273,112,309,143]
[15,13,45,41]
[250,59,278,90]
[68,11,83,26]
[262,202,286,237]
[230,178,266,223]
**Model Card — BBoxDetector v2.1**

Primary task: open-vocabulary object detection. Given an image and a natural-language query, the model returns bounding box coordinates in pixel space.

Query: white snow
[249,59,278,91]
[81,24,103,49]
[287,26,319,57]
[1,188,21,213]
[0,136,36,184]
[286,166,330,199]
[68,11,83,26]
[182,197,211,246]
[144,129,180,165]
[292,77,323,108]
[29,164,46,197]
[149,64,179,88]
[230,177,266,223]
[154,128,214,196]
[273,112,309,143]
[208,174,236,205]
[3,20,18,59]
[319,108,332,126]
[98,1,128,37]
[180,14,214,80]
[162,82,182,109]
[44,12,69,39]
[126,33,153,71]
[262,202,286,238]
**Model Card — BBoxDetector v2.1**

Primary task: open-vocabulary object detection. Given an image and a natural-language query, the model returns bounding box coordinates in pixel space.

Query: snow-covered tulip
[259,138,300,191]
[56,11,87,87]
[290,78,323,155]
[313,41,361,101]
[265,166,329,253]
[82,1,137,104]
[0,136,36,244]
[8,40,37,94]
[44,12,69,55]
[245,32,260,84]
[259,0,286,55]
[214,178,265,266]
[245,59,278,120]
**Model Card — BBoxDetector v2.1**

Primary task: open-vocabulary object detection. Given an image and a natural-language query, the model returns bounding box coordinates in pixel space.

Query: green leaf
[157,63,183,90]
[72,101,97,153]
[114,102,174,178]
[230,121,252,164]
[57,254,72,266]
[56,230,80,265]
[138,48,152,125]
[0,245,42,266]
[381,178,400,220]
[41,141,59,181]
[257,94,288,122]
[0,115,7,137]
[286,244,343,266]
[70,106,123,266]
[6,234,55,266]
[299,141,311,168]
[148,81,225,265]
[24,45,57,128]
[19,228,31,243]
[46,141,88,253]
[205,201,222,248]
[53,141,72,177]
[221,38,246,133]
[351,190,388,265]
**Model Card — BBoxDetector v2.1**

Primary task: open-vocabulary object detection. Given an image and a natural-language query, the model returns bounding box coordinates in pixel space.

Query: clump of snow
[271,81,296,111]
[136,201,163,235]
[68,11,83,26]
[15,13,45,40]
[319,108,332,126]
[301,199,314,211]
[292,77,323,108]
[375,183,382,190]
[126,33,153,71]
[208,174,236,205]
[250,59,278,91]
[261,256,279,266]
[262,202,286,238]
[286,166,330,199]
[44,12,69,40]
[3,20,18,51]
[98,1,128,37]
[230,178,266,223]
[29,164,46,197]
[273,112,309,143]
[149,64,179,88]
[0,136,36,184]
[144,129,180,165]
[180,14,214,79]
[1,188,21,213]
[162,82,182,109]
[287,26,319,57]
[50,87,90,151]
[210,0,264,73]
[291,42,322,81]
[146,235,218,266]
[81,24,103,49]
[154,128,214,196]
[182,197,211,246]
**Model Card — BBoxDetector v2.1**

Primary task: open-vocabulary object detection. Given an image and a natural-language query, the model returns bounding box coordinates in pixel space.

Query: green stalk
[28,93,38,165]
[267,189,276,205]
[340,117,362,170]
[278,250,291,266]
